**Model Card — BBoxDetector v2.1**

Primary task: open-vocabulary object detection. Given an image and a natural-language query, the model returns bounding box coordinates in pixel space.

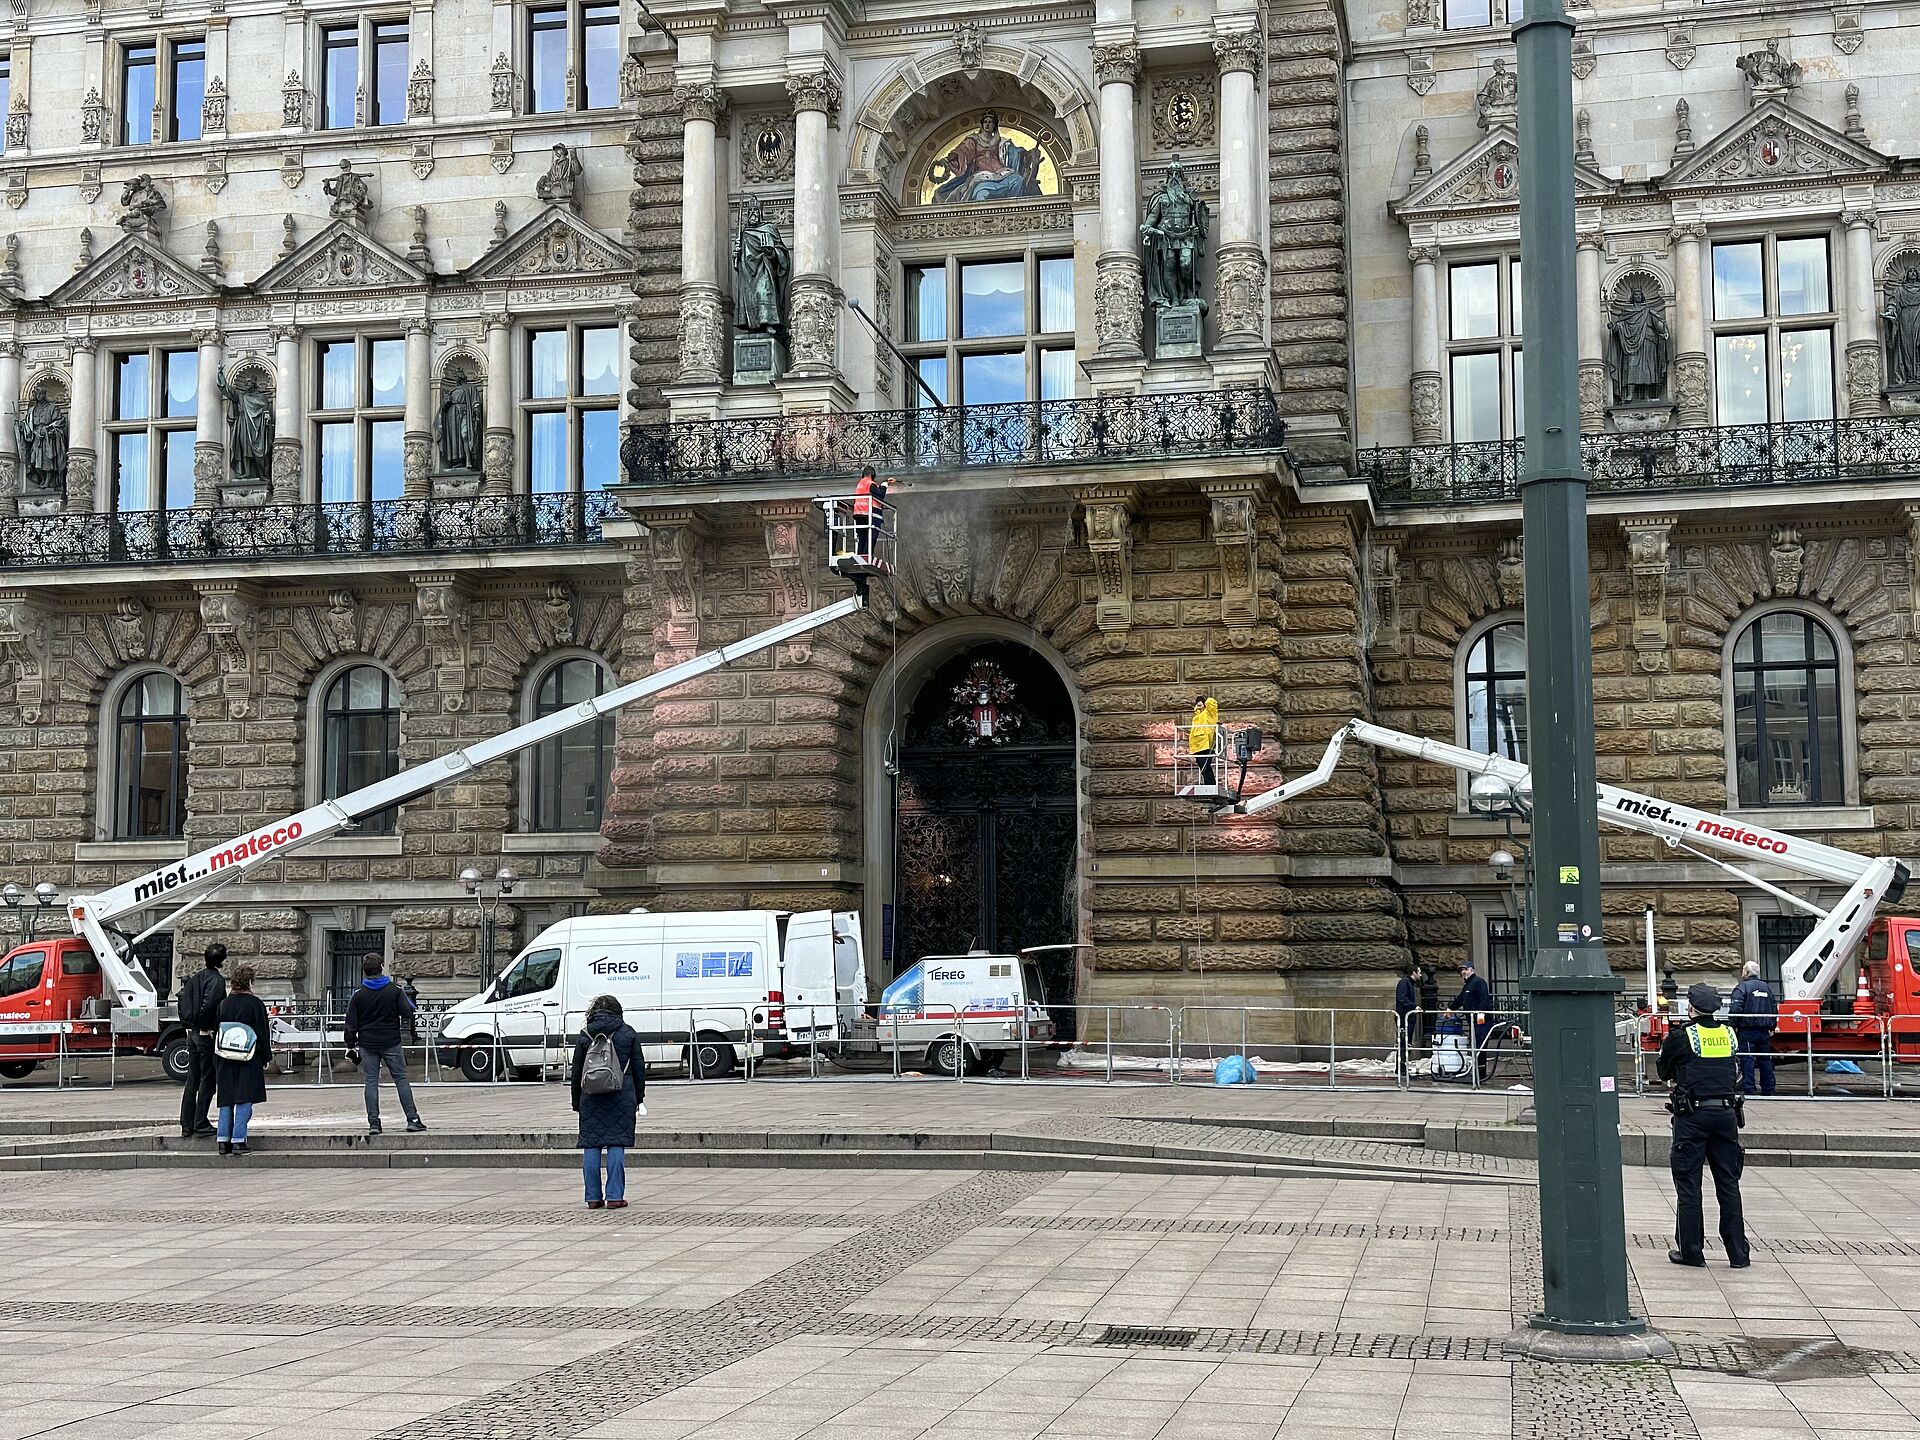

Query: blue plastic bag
[1214,1055,1256,1086]
[1824,1059,1865,1075]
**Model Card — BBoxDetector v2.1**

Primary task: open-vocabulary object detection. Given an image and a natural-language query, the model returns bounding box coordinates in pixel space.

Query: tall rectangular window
[108,347,196,513]
[898,253,1075,405]
[1446,257,1523,442]
[1711,235,1835,424]
[0,57,12,152]
[322,24,358,129]
[372,20,409,125]
[522,322,620,493]
[529,1,618,114]
[1443,0,1492,26]
[169,39,205,142]
[312,337,406,502]
[122,42,157,145]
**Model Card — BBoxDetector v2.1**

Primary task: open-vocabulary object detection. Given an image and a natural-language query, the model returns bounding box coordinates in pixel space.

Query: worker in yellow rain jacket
[1188,695,1219,786]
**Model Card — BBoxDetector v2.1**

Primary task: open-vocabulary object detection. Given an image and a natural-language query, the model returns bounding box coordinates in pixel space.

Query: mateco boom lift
[0,498,891,1082]
[1182,718,1919,1059]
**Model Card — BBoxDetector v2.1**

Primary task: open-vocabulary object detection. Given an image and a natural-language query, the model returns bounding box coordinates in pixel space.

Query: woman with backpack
[212,965,271,1156]
[569,993,645,1209]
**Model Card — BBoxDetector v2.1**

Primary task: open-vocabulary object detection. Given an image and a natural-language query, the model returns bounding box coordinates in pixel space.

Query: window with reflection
[0,57,11,153]
[321,24,357,129]
[322,17,408,128]
[900,253,1074,410]
[528,2,619,114]
[312,337,405,503]
[114,671,188,840]
[321,665,401,834]
[108,347,196,514]
[1731,611,1844,808]
[1463,621,1528,762]
[1711,236,1834,424]
[1443,0,1492,25]
[523,323,619,493]
[1446,258,1523,442]
[529,657,613,831]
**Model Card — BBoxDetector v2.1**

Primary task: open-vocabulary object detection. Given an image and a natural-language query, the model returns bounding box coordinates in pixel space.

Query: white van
[870,950,1057,1073]
[435,909,862,1081]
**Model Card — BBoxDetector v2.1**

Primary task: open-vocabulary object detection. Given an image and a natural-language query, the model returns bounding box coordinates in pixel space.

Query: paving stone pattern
[995,1214,1509,1243]
[2,1204,868,1231]
[1050,1114,1536,1177]
[0,1297,679,1334]
[373,1169,1058,1440]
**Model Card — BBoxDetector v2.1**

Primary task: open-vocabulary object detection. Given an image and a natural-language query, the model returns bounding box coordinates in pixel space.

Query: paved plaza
[3,1078,1920,1438]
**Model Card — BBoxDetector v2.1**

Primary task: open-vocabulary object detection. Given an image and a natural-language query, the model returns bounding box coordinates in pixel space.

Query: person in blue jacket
[1727,960,1778,1097]
[1449,961,1496,1081]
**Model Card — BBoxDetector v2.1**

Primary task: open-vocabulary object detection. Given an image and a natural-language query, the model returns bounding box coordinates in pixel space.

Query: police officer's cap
[1687,982,1721,1015]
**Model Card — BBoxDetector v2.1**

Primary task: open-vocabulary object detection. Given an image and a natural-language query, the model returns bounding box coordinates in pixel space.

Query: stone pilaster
[784,68,843,382]
[1408,244,1441,443]
[1212,26,1266,352]
[1093,39,1144,360]
[1576,228,1607,433]
[674,80,726,385]
[1843,207,1883,417]
[1669,221,1708,426]
[66,339,95,513]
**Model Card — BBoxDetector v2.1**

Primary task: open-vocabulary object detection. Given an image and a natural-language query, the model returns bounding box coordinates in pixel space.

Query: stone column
[1092,40,1143,359]
[1576,230,1606,432]
[785,67,843,380]
[1669,222,1708,427]
[66,339,97,512]
[673,80,725,385]
[404,321,432,498]
[271,325,301,502]
[194,328,223,506]
[1409,245,1442,443]
[1212,27,1267,349]
[1843,207,1883,418]
[484,317,512,495]
[0,342,19,516]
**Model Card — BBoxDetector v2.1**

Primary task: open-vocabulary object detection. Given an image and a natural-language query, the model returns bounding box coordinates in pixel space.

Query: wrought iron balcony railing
[619,385,1287,487]
[0,490,616,569]
[1358,415,1920,506]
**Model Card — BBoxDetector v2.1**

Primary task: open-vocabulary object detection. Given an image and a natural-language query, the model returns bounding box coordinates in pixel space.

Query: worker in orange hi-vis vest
[1188,695,1219,786]
[851,466,890,563]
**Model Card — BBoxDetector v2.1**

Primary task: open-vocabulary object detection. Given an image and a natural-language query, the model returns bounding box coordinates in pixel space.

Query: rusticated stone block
[1089,945,1185,971]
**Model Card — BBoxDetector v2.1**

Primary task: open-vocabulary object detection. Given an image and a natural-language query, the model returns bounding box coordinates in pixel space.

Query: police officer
[1656,982,1752,1268]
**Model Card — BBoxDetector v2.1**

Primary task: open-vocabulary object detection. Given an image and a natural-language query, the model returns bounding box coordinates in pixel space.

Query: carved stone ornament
[534,144,585,214]
[1208,490,1259,637]
[410,141,434,182]
[674,82,723,125]
[1736,39,1801,107]
[1212,30,1263,77]
[202,75,227,133]
[413,573,471,713]
[620,55,644,105]
[739,112,796,184]
[280,147,304,188]
[1834,5,1865,55]
[482,431,512,495]
[408,60,433,119]
[1093,252,1144,359]
[1907,505,1920,619]
[1150,73,1216,151]
[402,433,431,497]
[786,276,839,375]
[323,589,360,652]
[1407,0,1439,28]
[63,448,94,514]
[1476,59,1517,132]
[0,591,53,723]
[5,98,27,153]
[117,174,167,239]
[110,596,151,659]
[1410,372,1442,444]
[1496,535,1525,608]
[1844,85,1868,145]
[270,437,301,503]
[1406,50,1435,97]
[490,53,516,113]
[1579,363,1607,431]
[1671,353,1709,427]
[542,580,576,647]
[1367,535,1402,655]
[196,586,260,719]
[783,71,841,121]
[272,226,410,291]
[1092,42,1140,88]
[649,520,705,654]
[1081,491,1135,635]
[1665,23,1695,71]
[322,160,373,228]
[1620,516,1674,674]
[953,21,985,76]
[1570,34,1595,81]
[925,508,974,607]
[1769,526,1804,595]
[81,88,106,144]
[281,71,308,128]
[1214,244,1266,347]
[677,285,726,383]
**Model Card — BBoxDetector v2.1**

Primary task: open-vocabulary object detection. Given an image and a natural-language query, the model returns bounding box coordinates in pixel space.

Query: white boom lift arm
[68,592,870,1018]
[1224,719,1909,1006]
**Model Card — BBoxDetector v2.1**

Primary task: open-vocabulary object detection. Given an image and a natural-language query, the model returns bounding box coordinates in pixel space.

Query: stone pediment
[253,220,427,295]
[1393,127,1613,219]
[1661,99,1890,190]
[46,232,220,308]
[462,206,631,284]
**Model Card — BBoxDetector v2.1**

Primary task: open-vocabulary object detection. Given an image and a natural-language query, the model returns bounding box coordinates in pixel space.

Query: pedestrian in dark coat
[570,994,645,1209]
[1394,964,1425,1080]
[213,965,271,1157]
[1449,962,1497,1081]
[177,943,227,1138]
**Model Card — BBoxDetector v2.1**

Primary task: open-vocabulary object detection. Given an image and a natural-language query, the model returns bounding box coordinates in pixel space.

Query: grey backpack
[581,1031,625,1095]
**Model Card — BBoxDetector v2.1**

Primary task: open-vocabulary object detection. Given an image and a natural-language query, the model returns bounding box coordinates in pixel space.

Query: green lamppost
[1507,0,1671,1359]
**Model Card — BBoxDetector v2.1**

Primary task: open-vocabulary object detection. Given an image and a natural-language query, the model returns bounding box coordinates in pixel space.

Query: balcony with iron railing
[618,386,1289,490]
[0,490,618,571]
[1358,415,1920,508]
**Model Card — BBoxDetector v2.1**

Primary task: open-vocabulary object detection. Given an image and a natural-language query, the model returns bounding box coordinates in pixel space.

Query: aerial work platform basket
[819,494,897,585]
[1172,722,1262,805]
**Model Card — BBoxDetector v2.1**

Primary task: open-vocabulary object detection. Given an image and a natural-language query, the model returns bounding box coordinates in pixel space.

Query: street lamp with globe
[1470,774,1535,1000]
[1,880,60,942]
[461,866,519,977]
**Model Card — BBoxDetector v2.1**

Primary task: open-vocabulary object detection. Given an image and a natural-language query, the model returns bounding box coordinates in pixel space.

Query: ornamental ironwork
[620,385,1285,487]
[1357,416,1920,507]
[0,491,615,570]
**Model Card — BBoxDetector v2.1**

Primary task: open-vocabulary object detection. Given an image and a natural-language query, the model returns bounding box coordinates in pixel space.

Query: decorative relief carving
[196,586,260,719]
[649,520,705,654]
[542,580,576,648]
[0,592,50,722]
[1211,31,1263,78]
[202,75,227,133]
[1093,252,1144,358]
[783,71,841,121]
[1769,526,1804,595]
[677,285,725,382]
[1367,533,1403,655]
[413,573,471,712]
[1496,534,1525,608]
[1207,489,1259,637]
[1407,0,1438,28]
[739,112,795,183]
[1671,353,1709,426]
[1620,516,1674,674]
[1834,6,1865,55]
[1847,341,1883,417]
[482,431,512,495]
[110,596,151,660]
[925,508,974,607]
[490,54,517,113]
[674,82,723,125]
[407,60,433,119]
[1214,245,1266,347]
[787,276,839,375]
[952,21,984,76]
[1410,372,1442,444]
[323,590,360,653]
[1570,35,1595,81]
[281,71,308,128]
[1406,49,1434,96]
[1092,42,1140,88]
[269,437,301,503]
[1665,23,1694,71]
[1080,490,1135,635]
[81,89,107,144]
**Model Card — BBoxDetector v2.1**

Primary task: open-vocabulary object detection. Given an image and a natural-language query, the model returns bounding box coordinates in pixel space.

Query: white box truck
[435,909,862,1081]
[867,950,1058,1074]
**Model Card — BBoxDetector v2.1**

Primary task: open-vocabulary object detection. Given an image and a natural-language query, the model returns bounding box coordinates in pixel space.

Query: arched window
[114,671,187,839]
[322,664,401,835]
[529,657,613,832]
[1463,621,1528,762]
[1730,611,1843,808]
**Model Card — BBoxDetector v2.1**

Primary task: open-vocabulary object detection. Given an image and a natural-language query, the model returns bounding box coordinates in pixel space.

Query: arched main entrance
[886,639,1078,1014]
